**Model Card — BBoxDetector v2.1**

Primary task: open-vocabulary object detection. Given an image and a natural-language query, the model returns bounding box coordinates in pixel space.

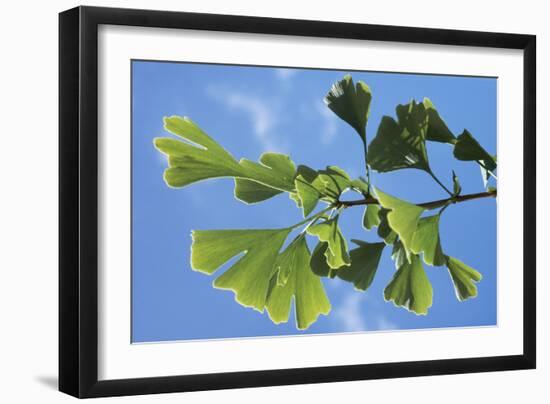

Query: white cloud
[333,292,399,332]
[275,68,298,84]
[206,86,287,153]
[315,100,338,145]
[376,315,398,331]
[333,293,367,332]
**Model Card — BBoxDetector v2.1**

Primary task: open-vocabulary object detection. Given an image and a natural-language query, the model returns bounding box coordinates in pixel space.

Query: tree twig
[338,189,497,210]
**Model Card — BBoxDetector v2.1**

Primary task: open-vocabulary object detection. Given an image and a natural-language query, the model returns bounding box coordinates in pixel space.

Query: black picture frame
[59,5,536,398]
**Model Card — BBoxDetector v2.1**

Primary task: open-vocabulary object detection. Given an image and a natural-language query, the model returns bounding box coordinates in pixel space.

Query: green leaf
[324,75,372,142]
[363,204,381,230]
[452,170,462,196]
[446,256,482,301]
[337,240,385,291]
[234,152,297,203]
[391,240,408,269]
[190,228,291,311]
[375,188,425,259]
[367,108,430,173]
[307,217,351,269]
[377,209,398,245]
[294,166,325,217]
[422,98,456,143]
[318,166,351,197]
[453,130,497,175]
[155,116,242,187]
[234,179,282,203]
[155,116,296,195]
[384,255,433,315]
[351,177,370,195]
[309,242,334,278]
[410,214,446,267]
[266,237,331,329]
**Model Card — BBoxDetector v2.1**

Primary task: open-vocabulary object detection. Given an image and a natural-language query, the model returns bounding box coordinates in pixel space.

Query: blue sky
[131,60,497,343]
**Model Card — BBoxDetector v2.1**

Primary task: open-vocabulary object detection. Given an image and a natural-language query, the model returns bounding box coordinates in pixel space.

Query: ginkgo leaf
[446,256,482,301]
[324,75,372,142]
[294,166,326,217]
[307,217,351,269]
[453,130,497,174]
[234,179,283,203]
[367,113,430,173]
[191,228,291,311]
[384,254,433,315]
[377,208,398,245]
[318,166,351,197]
[423,98,456,143]
[391,240,407,269]
[375,188,425,259]
[266,237,331,329]
[363,204,381,230]
[351,177,370,195]
[309,242,334,278]
[155,116,296,194]
[336,240,385,291]
[234,152,297,203]
[410,214,446,267]
[155,116,243,187]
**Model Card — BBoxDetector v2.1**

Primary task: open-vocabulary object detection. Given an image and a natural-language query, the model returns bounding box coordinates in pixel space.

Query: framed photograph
[59,6,536,398]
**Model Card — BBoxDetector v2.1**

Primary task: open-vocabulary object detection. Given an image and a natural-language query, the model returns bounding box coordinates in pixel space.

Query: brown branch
[339,190,497,210]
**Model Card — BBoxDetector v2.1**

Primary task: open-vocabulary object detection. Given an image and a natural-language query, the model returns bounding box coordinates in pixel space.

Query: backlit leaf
[337,240,385,291]
[367,105,430,173]
[384,255,433,315]
[410,214,446,267]
[363,204,381,230]
[318,166,351,197]
[446,256,482,301]
[453,130,497,175]
[155,116,296,195]
[266,237,331,329]
[375,188,425,259]
[324,75,372,142]
[234,152,297,203]
[307,217,351,269]
[377,209,398,245]
[423,98,456,143]
[191,228,291,311]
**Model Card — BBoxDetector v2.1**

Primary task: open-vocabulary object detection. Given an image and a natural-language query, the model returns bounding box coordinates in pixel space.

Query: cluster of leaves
[154,75,497,330]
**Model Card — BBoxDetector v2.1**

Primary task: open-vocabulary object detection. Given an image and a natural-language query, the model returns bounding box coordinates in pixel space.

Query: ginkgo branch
[338,189,497,210]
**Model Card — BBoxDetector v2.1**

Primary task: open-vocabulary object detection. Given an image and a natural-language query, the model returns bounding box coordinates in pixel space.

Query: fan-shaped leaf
[155,116,296,196]
[367,112,430,173]
[324,75,372,142]
[307,217,351,269]
[337,240,385,291]
[191,228,291,311]
[266,237,331,329]
[384,255,433,315]
[377,208,398,245]
[410,214,446,267]
[234,152,297,203]
[423,98,456,143]
[446,256,482,301]
[453,130,497,174]
[363,204,381,230]
[375,188,425,259]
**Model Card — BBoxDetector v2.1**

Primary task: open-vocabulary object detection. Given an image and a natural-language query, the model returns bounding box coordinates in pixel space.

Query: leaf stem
[362,139,371,194]
[428,170,453,196]
[290,206,333,230]
[339,189,497,210]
